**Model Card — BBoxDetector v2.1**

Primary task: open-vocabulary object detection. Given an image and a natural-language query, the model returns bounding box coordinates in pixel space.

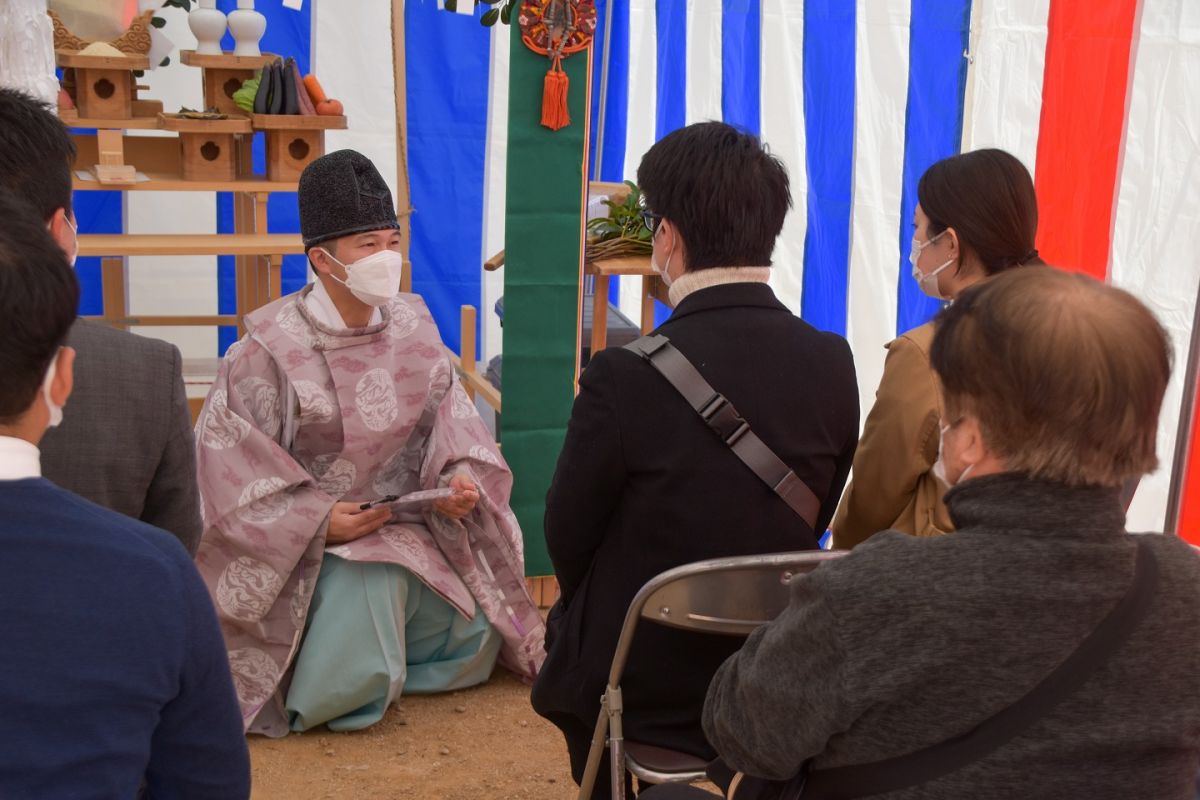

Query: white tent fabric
[103,0,1198,532]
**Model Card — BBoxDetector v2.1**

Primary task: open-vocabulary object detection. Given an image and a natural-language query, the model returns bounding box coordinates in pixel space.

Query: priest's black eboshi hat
[299,149,400,250]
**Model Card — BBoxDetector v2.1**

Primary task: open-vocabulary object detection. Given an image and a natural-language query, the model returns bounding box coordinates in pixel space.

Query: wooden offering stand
[159,114,254,182]
[57,51,150,119]
[251,113,348,181]
[179,50,276,116]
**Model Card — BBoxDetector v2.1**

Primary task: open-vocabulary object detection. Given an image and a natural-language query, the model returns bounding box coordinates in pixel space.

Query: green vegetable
[585,181,653,249]
[233,74,261,114]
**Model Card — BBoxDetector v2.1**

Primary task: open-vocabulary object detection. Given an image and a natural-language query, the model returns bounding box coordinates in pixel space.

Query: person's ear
[944,226,962,264]
[656,218,672,249]
[955,414,989,469]
[47,208,74,256]
[50,347,75,408]
[308,247,333,277]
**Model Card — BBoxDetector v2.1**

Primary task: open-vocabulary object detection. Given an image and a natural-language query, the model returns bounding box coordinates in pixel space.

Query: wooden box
[57,52,149,120]
[180,50,276,117]
[251,114,348,182]
[159,115,253,182]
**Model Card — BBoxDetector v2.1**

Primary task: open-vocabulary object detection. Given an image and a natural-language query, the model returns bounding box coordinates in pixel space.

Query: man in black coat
[532,121,860,796]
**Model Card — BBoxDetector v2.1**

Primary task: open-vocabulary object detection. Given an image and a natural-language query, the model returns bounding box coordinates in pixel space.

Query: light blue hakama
[285,554,501,732]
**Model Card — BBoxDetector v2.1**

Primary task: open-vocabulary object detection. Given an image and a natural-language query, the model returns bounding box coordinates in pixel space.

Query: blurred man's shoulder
[67,320,180,386]
[69,319,176,359]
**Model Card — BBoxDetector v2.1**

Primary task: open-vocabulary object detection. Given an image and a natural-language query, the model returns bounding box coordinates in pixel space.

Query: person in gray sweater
[649,266,1200,799]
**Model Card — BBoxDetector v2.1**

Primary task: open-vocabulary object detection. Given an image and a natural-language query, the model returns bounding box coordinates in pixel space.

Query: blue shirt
[0,478,250,798]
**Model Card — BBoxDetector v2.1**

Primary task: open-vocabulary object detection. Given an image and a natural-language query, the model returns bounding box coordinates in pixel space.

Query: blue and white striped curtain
[72,0,1200,533]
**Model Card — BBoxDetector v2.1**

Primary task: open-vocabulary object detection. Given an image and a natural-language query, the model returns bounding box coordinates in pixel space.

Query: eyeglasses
[640,206,662,235]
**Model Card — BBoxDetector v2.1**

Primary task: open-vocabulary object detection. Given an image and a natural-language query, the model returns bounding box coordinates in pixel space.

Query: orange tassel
[541,58,571,131]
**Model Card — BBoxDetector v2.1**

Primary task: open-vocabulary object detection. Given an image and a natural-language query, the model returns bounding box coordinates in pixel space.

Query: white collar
[0,435,41,481]
[667,265,772,307]
[304,279,382,331]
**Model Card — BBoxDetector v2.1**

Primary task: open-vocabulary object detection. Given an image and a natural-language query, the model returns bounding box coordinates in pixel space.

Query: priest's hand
[434,473,480,521]
[326,502,391,544]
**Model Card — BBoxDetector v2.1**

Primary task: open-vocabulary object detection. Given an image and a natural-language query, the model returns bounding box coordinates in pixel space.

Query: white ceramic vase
[188,0,227,56]
[228,0,266,58]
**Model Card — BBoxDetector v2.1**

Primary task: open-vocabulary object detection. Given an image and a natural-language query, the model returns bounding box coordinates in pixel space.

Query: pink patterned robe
[193,286,545,736]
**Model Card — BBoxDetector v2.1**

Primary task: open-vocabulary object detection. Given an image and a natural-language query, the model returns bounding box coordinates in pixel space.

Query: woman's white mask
[910,230,952,300]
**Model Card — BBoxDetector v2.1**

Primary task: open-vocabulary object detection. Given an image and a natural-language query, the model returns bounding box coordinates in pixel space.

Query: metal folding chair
[576,550,847,799]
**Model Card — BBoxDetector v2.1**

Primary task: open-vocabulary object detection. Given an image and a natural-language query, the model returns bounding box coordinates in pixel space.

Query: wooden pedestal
[182,132,242,181]
[159,114,253,182]
[264,128,323,181]
[252,114,348,182]
[180,51,276,116]
[76,68,133,118]
[57,52,149,120]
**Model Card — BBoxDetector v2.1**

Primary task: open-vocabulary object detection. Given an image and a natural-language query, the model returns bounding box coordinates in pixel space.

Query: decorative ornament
[518,0,595,131]
[0,0,59,106]
[48,9,154,56]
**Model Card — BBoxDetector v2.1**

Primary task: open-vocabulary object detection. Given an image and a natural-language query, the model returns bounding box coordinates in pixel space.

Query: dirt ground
[248,672,576,799]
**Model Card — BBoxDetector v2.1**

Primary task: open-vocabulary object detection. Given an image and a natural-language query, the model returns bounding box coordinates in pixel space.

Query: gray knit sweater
[703,473,1200,799]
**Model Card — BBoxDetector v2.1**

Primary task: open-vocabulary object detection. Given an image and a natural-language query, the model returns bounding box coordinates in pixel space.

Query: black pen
[358,495,398,511]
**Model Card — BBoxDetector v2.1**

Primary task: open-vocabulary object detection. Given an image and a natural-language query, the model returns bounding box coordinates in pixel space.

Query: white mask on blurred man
[652,225,674,287]
[932,418,974,487]
[41,350,64,428]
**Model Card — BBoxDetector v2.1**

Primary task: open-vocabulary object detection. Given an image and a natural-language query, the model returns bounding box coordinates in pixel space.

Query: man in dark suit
[0,88,201,553]
[532,121,860,796]
[0,189,249,797]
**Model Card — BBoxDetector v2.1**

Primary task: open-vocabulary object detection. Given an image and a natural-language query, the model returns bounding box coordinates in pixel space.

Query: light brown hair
[930,266,1172,487]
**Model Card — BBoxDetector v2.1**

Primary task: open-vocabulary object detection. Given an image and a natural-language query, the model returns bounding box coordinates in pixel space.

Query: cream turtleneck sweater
[666,265,772,307]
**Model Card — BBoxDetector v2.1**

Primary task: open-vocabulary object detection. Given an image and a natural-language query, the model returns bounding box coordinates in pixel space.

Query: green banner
[502,23,591,576]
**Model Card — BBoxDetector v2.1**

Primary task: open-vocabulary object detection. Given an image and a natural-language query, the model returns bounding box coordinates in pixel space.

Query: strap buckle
[699,393,750,446]
[632,334,671,360]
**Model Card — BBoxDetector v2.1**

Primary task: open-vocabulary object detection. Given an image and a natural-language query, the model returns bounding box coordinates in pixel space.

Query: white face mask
[932,418,974,488]
[320,248,404,307]
[651,225,674,287]
[52,215,79,268]
[910,231,952,300]
[41,349,64,428]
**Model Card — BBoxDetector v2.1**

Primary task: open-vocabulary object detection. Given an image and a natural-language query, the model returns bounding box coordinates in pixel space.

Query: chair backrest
[606,550,846,686]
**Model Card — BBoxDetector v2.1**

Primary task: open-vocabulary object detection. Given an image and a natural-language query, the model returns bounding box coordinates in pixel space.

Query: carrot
[302,74,327,106]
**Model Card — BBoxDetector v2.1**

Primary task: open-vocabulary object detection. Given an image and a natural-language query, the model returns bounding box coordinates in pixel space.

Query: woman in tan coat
[832,149,1041,549]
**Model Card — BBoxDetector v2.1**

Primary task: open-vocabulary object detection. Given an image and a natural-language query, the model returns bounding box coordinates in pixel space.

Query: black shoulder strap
[800,538,1160,800]
[624,334,821,531]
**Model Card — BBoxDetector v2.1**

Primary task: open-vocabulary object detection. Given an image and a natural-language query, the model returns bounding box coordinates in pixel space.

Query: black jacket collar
[661,281,789,326]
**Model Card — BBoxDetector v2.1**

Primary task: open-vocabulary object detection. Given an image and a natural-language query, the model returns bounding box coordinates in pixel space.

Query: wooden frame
[391,1,414,293]
[159,114,254,182]
[57,51,149,120]
[586,255,658,355]
[72,127,298,335]
[180,50,276,116]
[449,305,502,412]
[251,114,348,182]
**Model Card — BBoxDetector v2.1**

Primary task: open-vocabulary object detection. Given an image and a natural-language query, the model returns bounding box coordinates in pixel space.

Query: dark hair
[637,122,791,271]
[0,189,80,425]
[0,88,77,222]
[918,148,1040,275]
[930,265,1171,487]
